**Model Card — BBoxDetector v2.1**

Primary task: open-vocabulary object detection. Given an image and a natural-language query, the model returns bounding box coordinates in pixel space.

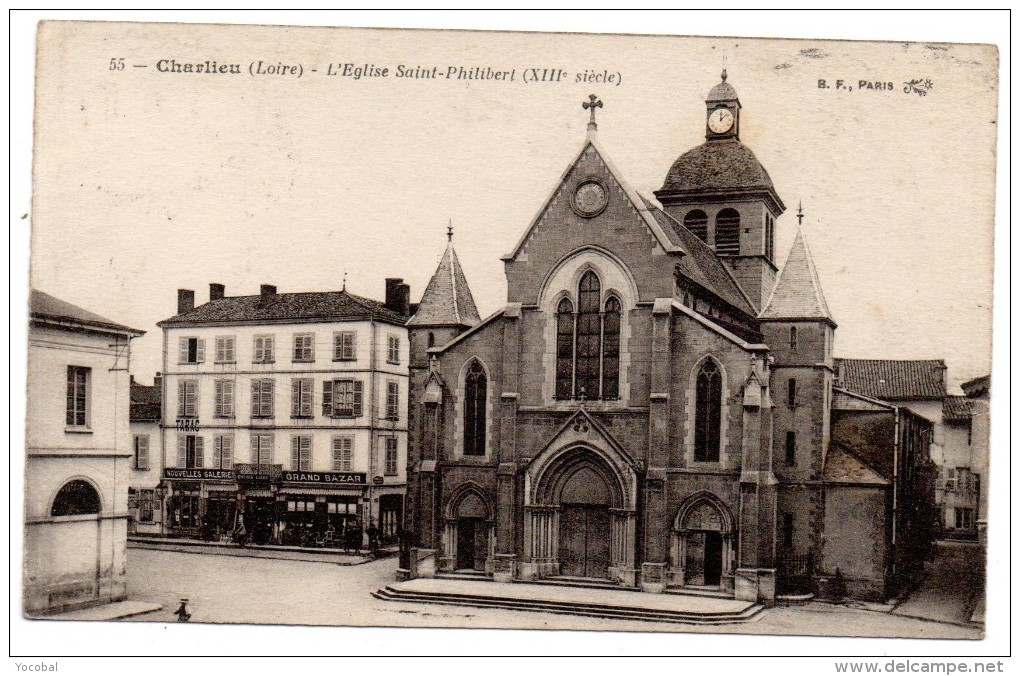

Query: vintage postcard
[16,15,1002,659]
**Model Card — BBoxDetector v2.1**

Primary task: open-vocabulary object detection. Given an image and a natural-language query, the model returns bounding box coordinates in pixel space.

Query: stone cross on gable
[583,94,603,130]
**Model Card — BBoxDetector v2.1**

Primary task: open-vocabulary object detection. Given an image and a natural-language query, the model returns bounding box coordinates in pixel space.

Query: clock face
[708,108,735,134]
[572,179,608,217]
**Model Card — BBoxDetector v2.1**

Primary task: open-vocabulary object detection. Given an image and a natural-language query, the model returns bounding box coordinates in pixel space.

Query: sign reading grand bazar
[399,73,938,604]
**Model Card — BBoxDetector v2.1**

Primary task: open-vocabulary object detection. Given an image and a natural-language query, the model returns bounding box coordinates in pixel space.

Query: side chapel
[402,73,929,602]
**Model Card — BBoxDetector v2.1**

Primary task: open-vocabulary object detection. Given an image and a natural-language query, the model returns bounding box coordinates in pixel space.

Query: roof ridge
[447,244,461,325]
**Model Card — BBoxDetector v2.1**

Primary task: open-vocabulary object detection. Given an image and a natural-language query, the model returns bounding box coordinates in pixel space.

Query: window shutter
[251,381,261,417]
[214,381,224,417]
[292,379,301,417]
[332,437,342,470]
[301,437,311,470]
[178,381,187,417]
[194,436,204,467]
[196,339,206,363]
[139,435,149,469]
[179,338,189,363]
[351,332,357,360]
[261,380,274,417]
[343,438,353,471]
[224,381,233,416]
[322,380,333,416]
[226,338,235,362]
[250,436,259,463]
[222,435,233,469]
[177,436,187,467]
[291,436,300,470]
[353,380,364,417]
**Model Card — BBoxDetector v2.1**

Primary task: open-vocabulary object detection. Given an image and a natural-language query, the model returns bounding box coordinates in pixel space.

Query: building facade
[129,374,163,535]
[24,290,143,613]
[156,281,410,548]
[403,74,936,602]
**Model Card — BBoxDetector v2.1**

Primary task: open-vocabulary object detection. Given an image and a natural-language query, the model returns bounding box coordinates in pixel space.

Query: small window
[332,436,353,472]
[66,366,91,427]
[178,380,199,418]
[133,434,150,470]
[214,380,235,418]
[765,213,775,261]
[385,437,398,476]
[291,378,314,418]
[138,489,155,523]
[782,513,794,549]
[323,379,364,418]
[387,335,401,364]
[292,333,315,362]
[250,433,274,464]
[683,209,709,243]
[789,326,798,350]
[51,480,101,517]
[213,434,234,469]
[785,431,796,466]
[290,435,312,471]
[214,336,236,363]
[427,332,435,348]
[386,381,400,420]
[333,331,357,361]
[955,507,974,530]
[253,335,275,363]
[178,337,205,364]
[251,379,275,418]
[944,467,957,492]
[177,435,204,469]
[715,208,741,255]
[787,378,797,408]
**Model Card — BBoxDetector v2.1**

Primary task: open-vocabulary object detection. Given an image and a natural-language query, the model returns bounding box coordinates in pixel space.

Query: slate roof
[761,230,833,323]
[130,381,161,423]
[657,138,780,200]
[31,289,143,335]
[834,358,948,401]
[408,243,481,328]
[158,289,407,327]
[706,79,739,103]
[824,444,889,485]
[643,197,756,317]
[961,374,990,398]
[943,396,973,424]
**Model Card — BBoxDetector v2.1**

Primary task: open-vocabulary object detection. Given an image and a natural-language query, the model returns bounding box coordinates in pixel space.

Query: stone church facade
[402,73,933,603]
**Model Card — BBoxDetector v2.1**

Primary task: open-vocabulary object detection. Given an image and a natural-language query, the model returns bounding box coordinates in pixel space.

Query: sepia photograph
[10,10,1008,667]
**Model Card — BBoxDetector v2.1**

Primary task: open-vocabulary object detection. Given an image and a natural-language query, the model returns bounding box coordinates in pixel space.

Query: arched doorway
[559,465,612,578]
[51,479,102,516]
[671,493,735,590]
[444,489,492,573]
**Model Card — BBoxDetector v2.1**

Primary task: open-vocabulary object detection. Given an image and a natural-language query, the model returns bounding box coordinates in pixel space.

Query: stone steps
[372,585,763,625]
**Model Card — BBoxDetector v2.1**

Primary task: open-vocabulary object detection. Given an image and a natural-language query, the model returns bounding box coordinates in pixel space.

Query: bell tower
[655,71,786,311]
[705,69,741,141]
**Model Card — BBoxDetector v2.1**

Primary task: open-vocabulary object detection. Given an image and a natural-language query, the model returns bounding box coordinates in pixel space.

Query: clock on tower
[705,69,740,140]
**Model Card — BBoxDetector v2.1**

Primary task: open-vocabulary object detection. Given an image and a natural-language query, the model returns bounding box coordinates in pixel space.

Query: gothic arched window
[555,298,574,400]
[715,208,741,255]
[51,479,101,517]
[684,209,709,243]
[602,296,621,399]
[463,360,487,456]
[694,359,723,462]
[575,271,602,400]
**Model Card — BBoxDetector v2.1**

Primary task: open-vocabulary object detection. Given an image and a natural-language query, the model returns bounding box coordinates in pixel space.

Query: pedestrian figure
[367,522,380,557]
[174,598,191,622]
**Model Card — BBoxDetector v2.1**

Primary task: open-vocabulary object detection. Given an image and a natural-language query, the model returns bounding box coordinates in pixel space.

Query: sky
[10,10,1011,664]
[23,19,1001,392]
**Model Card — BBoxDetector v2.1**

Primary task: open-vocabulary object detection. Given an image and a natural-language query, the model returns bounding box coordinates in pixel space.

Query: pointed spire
[407,230,481,328]
[761,229,833,322]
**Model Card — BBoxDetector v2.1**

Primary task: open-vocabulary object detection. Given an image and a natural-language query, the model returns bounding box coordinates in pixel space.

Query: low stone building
[24,290,143,613]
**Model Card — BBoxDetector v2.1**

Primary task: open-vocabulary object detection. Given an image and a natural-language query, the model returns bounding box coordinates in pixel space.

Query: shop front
[162,468,237,539]
[278,470,368,550]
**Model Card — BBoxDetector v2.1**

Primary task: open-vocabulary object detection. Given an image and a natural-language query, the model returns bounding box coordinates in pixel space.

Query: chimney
[130,374,135,386]
[397,282,411,316]
[260,284,277,299]
[385,278,404,314]
[210,283,225,301]
[177,289,195,314]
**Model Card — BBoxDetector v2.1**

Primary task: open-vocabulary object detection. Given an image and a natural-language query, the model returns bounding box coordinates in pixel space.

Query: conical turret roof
[761,229,833,323]
[408,242,481,328]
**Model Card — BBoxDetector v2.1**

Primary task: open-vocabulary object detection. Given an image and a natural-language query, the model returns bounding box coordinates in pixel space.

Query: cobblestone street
[121,547,981,639]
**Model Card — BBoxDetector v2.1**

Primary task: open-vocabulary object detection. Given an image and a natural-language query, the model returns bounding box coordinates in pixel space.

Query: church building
[402,73,933,603]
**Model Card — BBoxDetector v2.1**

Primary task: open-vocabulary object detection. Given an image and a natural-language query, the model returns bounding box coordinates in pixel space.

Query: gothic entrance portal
[446,489,491,573]
[559,466,612,578]
[671,493,734,590]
